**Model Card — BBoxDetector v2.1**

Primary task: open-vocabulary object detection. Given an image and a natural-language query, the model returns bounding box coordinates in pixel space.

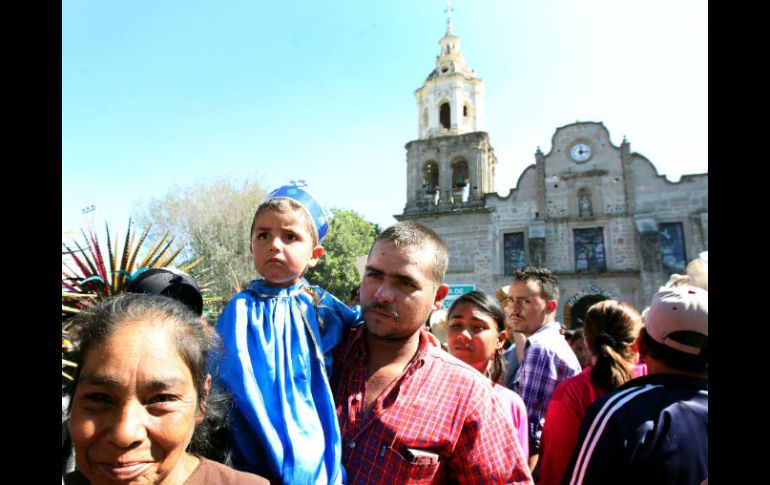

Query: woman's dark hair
[69,293,232,463]
[583,300,642,392]
[447,290,507,384]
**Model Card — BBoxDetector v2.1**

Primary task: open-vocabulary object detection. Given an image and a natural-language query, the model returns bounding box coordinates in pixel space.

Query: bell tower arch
[404,9,496,215]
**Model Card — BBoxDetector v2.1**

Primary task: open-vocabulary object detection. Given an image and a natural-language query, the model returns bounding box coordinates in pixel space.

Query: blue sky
[62,0,707,234]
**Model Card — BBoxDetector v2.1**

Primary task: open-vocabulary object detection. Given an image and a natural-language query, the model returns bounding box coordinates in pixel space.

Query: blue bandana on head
[265,180,332,242]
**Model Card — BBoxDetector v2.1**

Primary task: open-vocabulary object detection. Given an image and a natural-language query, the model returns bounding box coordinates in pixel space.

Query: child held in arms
[216,181,361,485]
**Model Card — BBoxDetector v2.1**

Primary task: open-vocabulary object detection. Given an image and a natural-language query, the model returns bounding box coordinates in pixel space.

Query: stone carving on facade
[578,191,592,217]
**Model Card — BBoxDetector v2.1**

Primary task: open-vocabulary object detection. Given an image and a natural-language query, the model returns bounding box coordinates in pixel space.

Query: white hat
[645,286,708,355]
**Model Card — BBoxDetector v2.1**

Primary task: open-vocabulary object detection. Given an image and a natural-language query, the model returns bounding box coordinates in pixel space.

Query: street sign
[442,284,476,309]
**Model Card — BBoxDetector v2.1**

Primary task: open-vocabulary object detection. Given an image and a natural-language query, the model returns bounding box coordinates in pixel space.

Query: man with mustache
[331,222,532,484]
[507,266,582,472]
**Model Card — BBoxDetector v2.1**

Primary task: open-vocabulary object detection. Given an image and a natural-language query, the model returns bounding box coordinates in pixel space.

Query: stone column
[440,151,453,207]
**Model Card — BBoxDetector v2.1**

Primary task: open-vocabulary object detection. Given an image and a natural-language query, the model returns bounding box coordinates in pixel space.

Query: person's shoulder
[217,288,259,317]
[584,375,677,425]
[187,458,270,485]
[552,367,591,398]
[492,382,525,407]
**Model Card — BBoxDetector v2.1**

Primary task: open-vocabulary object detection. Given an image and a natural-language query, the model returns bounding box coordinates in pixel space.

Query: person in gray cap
[563,285,708,485]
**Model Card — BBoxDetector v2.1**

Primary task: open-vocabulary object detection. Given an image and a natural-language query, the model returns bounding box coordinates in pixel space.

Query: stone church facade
[395,19,708,327]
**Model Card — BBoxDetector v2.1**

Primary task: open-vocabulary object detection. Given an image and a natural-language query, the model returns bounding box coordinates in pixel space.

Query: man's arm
[449,390,533,484]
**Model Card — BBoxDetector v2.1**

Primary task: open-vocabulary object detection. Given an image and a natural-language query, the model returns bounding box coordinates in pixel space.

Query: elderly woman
[64,293,269,485]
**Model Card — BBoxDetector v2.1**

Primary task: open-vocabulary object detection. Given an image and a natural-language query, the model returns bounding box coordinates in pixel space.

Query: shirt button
[348,441,355,448]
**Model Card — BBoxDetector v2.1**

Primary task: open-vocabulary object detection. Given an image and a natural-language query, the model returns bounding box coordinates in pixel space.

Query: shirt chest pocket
[380,445,442,484]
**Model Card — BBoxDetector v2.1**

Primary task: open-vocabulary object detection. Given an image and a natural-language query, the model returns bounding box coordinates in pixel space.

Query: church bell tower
[402,9,497,215]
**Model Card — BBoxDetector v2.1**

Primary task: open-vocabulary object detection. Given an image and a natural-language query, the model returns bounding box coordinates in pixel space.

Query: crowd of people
[62,181,708,485]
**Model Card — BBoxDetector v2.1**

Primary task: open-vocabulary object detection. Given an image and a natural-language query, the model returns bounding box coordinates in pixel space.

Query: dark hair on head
[583,300,642,392]
[564,328,584,344]
[127,267,204,316]
[640,328,708,374]
[447,290,507,385]
[513,265,560,301]
[373,221,448,285]
[69,293,233,463]
[349,285,360,300]
[250,197,319,247]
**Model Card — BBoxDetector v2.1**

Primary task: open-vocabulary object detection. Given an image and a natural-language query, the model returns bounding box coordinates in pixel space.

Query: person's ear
[497,330,508,349]
[546,299,558,314]
[197,374,212,423]
[432,284,449,311]
[307,245,325,269]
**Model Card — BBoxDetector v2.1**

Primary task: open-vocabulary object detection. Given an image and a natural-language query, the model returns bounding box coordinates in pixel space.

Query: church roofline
[540,120,707,184]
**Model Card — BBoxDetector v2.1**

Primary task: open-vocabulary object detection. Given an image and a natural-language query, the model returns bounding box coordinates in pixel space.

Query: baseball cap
[127,268,204,316]
[645,286,708,355]
[265,180,332,242]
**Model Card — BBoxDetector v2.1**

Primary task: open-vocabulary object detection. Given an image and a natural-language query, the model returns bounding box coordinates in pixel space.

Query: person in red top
[536,300,646,485]
[331,222,532,484]
[445,290,530,460]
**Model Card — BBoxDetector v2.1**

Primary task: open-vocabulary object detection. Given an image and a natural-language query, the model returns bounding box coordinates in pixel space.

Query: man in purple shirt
[507,266,581,470]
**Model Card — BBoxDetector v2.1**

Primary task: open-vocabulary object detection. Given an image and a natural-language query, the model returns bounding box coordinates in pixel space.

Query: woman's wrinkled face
[69,320,203,485]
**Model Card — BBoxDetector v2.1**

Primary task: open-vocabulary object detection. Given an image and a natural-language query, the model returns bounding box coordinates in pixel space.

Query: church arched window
[423,161,440,206]
[439,102,451,129]
[423,161,439,194]
[452,159,469,203]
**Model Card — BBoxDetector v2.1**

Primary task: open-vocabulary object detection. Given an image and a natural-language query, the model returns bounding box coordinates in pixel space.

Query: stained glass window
[503,232,526,275]
[659,222,686,274]
[574,227,606,273]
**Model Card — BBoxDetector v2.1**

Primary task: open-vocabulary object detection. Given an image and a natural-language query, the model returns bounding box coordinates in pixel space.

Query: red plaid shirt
[331,326,533,484]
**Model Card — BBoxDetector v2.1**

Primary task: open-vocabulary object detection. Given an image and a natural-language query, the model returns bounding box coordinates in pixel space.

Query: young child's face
[250,208,323,287]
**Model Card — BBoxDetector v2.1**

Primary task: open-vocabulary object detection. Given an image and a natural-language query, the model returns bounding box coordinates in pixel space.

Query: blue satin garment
[215,279,361,484]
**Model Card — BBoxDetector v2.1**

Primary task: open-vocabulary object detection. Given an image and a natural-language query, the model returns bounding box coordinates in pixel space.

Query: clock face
[570,143,592,162]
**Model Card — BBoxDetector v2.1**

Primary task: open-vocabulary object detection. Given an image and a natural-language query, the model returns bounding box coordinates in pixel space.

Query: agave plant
[61,218,201,381]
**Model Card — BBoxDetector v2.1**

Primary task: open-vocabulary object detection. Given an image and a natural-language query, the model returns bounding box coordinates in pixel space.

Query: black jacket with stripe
[563,373,708,485]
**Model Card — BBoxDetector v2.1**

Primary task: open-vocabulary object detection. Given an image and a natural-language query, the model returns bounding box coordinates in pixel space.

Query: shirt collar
[250,278,308,298]
[527,320,563,344]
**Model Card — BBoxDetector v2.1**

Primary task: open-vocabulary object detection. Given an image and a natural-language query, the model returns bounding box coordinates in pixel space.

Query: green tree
[306,208,379,301]
[134,177,268,300]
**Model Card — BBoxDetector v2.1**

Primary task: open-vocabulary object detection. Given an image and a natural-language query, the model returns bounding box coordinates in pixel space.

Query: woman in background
[446,290,529,459]
[537,299,647,485]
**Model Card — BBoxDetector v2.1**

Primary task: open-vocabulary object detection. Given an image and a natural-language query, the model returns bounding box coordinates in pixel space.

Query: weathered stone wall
[399,121,707,315]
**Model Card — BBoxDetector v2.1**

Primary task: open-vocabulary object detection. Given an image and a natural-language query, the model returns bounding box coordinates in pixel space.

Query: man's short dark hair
[513,265,560,301]
[373,221,448,285]
[640,328,708,374]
